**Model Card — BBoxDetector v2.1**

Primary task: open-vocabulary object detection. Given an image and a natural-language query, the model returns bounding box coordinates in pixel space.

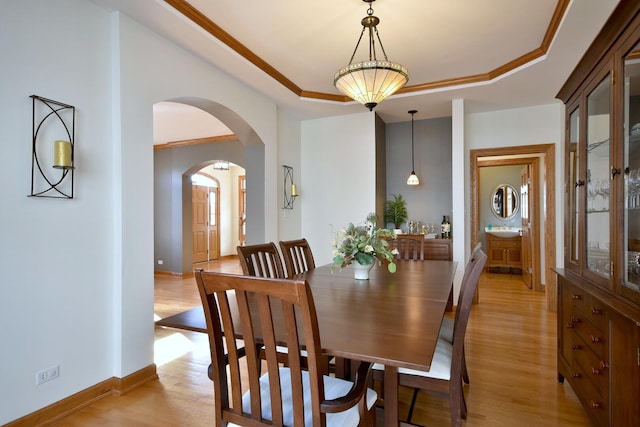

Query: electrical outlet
[157,260,163,265]
[36,365,59,385]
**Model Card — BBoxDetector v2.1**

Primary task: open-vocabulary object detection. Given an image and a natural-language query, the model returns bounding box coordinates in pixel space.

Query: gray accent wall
[479,164,523,249]
[385,116,453,231]
[154,139,246,274]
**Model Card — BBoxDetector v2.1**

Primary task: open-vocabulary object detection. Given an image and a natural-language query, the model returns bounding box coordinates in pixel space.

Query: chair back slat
[238,242,286,278]
[280,238,316,276]
[394,235,424,261]
[194,271,327,426]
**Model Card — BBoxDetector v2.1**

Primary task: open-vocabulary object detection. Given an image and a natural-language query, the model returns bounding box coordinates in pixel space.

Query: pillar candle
[291,184,298,196]
[54,140,72,168]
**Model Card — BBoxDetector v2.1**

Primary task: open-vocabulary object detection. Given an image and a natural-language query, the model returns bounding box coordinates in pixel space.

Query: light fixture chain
[373,27,389,61]
[411,113,415,169]
[348,26,367,65]
[368,25,376,60]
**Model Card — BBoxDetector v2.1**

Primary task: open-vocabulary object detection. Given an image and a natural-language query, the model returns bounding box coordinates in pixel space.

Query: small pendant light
[407,110,420,185]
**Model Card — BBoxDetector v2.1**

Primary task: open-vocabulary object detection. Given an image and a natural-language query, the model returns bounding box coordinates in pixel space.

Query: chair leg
[461,382,468,420]
[406,388,419,424]
[449,387,463,427]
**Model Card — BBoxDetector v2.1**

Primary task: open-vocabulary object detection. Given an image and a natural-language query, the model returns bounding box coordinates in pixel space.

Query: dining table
[291,259,458,427]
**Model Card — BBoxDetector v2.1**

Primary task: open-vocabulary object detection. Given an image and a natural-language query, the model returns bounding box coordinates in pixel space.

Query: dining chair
[373,249,487,427]
[194,271,378,427]
[238,242,307,368]
[279,238,316,276]
[439,242,483,385]
[394,234,424,261]
[237,242,286,278]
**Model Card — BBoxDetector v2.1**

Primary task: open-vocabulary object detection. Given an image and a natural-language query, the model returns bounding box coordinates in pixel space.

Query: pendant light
[334,0,409,111]
[407,110,419,185]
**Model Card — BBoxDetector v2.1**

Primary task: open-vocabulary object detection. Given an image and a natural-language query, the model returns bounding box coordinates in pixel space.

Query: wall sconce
[29,95,75,199]
[283,165,299,209]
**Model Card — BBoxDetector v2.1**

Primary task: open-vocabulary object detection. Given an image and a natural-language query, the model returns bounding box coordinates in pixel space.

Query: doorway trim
[470,143,557,311]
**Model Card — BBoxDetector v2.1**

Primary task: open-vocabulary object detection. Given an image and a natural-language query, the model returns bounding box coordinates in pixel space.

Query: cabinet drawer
[570,290,606,328]
[489,240,520,248]
[572,339,608,392]
[571,315,606,359]
[423,242,451,261]
[570,360,609,427]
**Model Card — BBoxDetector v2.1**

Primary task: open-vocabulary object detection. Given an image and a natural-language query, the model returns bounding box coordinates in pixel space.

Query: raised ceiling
[92,0,619,125]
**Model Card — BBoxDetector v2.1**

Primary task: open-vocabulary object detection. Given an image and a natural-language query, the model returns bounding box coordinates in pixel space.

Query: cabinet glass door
[585,75,611,280]
[568,107,580,267]
[623,40,640,296]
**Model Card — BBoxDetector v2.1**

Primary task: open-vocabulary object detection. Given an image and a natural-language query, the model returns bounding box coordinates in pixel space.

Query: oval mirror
[491,184,519,219]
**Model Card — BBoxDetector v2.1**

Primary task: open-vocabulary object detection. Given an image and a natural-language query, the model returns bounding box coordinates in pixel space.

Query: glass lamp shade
[334,60,409,110]
[407,171,419,186]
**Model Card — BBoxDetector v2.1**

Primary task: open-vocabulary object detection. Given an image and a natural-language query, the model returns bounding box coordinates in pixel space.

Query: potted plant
[332,213,398,278]
[385,194,408,234]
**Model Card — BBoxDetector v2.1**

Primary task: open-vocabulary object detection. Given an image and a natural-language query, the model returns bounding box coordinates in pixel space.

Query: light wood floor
[52,258,591,426]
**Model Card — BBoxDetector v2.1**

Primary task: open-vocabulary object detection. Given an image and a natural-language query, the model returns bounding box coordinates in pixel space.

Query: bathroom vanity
[486,232,522,273]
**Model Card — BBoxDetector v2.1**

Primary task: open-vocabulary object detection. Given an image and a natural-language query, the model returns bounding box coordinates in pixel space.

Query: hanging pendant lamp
[334,0,409,111]
[407,110,420,186]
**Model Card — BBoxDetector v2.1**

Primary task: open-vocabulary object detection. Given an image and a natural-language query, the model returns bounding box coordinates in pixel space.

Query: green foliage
[384,194,408,229]
[331,213,398,273]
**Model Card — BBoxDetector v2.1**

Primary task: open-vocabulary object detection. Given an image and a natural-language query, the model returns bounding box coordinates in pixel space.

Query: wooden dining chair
[279,238,316,276]
[238,242,307,368]
[439,242,483,385]
[373,249,487,427]
[394,235,424,261]
[194,271,378,427]
[237,242,286,278]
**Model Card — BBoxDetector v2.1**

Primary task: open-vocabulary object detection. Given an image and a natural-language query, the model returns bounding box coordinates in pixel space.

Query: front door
[193,184,209,263]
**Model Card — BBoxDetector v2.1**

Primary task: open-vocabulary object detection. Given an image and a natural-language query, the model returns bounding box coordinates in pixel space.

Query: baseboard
[154,270,193,278]
[155,255,239,278]
[5,364,158,426]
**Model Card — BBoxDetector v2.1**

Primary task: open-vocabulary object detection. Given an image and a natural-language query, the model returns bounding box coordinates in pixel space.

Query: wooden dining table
[291,259,458,427]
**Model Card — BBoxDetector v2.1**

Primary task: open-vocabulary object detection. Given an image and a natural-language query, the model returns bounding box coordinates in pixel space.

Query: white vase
[350,261,374,280]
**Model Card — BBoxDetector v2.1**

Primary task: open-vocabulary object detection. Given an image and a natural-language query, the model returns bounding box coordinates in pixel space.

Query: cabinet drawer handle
[572,294,582,300]
[590,401,601,409]
[572,372,581,378]
[571,316,581,324]
[591,308,602,315]
[590,335,601,343]
[566,322,574,329]
[600,360,608,369]
[572,344,582,350]
[591,367,601,375]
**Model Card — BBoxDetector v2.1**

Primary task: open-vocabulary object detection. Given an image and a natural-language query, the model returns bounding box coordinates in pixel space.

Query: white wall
[465,103,565,271]
[0,0,294,423]
[1,0,115,421]
[277,109,303,241]
[301,112,377,266]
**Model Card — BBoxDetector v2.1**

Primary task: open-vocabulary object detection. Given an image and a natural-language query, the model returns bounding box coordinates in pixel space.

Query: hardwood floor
[52,258,591,426]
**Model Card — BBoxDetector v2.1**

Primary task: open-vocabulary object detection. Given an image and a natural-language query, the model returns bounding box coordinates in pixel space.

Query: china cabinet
[555,2,640,425]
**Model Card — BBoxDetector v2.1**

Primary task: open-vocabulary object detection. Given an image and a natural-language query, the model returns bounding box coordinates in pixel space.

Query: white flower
[332,249,340,257]
[364,245,374,253]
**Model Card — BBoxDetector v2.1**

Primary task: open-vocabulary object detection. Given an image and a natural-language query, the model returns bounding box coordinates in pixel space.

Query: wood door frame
[471,143,557,311]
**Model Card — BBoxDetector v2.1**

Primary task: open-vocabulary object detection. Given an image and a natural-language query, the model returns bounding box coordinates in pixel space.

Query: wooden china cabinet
[554,2,640,426]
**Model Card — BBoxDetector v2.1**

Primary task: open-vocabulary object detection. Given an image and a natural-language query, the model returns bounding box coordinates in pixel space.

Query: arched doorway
[153,97,265,276]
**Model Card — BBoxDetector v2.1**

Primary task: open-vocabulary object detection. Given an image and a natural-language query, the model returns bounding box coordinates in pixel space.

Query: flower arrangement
[332,213,398,273]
